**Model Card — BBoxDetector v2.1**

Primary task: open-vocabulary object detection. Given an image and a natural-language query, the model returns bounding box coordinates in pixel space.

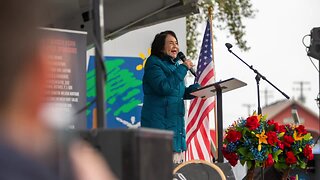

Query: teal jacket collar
[161,54,180,64]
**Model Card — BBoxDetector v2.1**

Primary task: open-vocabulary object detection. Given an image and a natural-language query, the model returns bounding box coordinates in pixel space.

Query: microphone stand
[225,43,290,180]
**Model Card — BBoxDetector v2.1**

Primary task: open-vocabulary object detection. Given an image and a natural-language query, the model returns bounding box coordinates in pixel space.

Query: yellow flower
[256,130,268,151]
[278,132,285,138]
[257,114,262,122]
[293,131,303,141]
[253,111,257,116]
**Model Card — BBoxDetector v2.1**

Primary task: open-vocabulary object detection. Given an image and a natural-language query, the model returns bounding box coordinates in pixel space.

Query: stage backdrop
[86,56,145,128]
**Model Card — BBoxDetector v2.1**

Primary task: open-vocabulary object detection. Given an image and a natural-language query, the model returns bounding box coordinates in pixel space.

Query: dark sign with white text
[41,28,87,129]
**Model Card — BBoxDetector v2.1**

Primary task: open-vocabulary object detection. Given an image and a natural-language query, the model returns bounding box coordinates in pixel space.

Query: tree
[187,0,255,60]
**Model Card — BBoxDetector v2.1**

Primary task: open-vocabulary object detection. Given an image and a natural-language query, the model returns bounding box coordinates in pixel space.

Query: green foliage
[303,133,312,140]
[238,147,248,156]
[274,162,288,170]
[246,160,253,169]
[186,0,255,60]
[273,149,283,162]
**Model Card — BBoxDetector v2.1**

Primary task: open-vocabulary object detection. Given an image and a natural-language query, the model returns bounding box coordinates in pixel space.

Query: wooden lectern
[190,78,247,163]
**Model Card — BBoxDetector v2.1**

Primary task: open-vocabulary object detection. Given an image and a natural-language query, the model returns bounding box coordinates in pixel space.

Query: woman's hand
[183,59,194,70]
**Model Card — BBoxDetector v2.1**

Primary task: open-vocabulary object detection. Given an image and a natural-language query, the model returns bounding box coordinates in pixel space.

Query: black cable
[302,34,310,48]
[302,34,319,72]
[75,97,97,115]
[305,47,319,72]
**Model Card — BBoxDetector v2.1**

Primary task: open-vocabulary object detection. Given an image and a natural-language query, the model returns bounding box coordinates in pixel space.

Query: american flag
[186,21,216,161]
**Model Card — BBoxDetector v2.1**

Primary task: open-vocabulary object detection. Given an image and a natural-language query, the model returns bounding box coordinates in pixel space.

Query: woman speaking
[141,30,199,164]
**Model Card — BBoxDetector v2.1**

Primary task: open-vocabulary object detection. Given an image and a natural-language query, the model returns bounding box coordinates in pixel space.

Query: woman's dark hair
[151,30,178,58]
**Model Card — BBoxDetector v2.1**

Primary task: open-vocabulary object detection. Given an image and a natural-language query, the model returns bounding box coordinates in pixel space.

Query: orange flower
[256,130,268,151]
[293,131,303,141]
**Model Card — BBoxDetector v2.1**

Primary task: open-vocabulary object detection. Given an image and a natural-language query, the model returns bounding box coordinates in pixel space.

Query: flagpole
[208,5,219,162]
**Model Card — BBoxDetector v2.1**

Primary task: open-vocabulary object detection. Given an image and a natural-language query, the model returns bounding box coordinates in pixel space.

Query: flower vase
[281,169,290,180]
[246,162,255,180]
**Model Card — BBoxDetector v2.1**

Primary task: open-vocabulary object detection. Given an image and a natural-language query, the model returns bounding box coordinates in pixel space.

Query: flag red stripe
[186,101,215,145]
[186,99,205,131]
[199,119,211,155]
[189,143,194,160]
[187,122,212,161]
[187,70,214,132]
[200,69,214,86]
[187,103,209,144]
[186,102,214,144]
[191,145,195,159]
[194,134,204,160]
[187,97,199,116]
[187,97,213,132]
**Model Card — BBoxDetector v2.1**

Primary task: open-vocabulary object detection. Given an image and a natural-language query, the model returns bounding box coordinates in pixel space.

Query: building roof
[262,99,319,119]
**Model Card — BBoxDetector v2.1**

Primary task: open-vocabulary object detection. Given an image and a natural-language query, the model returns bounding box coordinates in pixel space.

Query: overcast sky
[210,0,319,128]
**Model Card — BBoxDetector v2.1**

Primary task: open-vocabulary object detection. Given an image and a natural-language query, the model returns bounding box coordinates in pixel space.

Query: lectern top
[190,78,247,98]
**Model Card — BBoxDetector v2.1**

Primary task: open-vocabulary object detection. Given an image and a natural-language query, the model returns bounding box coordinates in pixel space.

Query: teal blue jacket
[141,55,199,152]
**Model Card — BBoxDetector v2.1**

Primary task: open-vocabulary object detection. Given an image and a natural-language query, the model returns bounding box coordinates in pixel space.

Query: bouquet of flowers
[269,121,314,175]
[223,113,314,179]
[222,113,276,170]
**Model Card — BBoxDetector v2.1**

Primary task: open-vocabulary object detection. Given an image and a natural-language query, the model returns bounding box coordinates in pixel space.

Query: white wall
[87,18,186,62]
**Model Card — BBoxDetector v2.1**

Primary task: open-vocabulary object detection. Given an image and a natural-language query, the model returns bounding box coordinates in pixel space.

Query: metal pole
[215,86,223,163]
[208,4,218,162]
[93,0,106,128]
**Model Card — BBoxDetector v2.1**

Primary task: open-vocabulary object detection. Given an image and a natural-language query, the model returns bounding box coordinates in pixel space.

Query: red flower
[265,154,274,167]
[285,151,297,165]
[246,116,260,130]
[283,135,294,147]
[296,125,307,135]
[278,125,286,133]
[267,120,275,126]
[228,155,238,166]
[222,147,239,166]
[226,130,242,142]
[266,131,278,145]
[303,144,314,160]
[267,120,279,131]
[277,141,284,150]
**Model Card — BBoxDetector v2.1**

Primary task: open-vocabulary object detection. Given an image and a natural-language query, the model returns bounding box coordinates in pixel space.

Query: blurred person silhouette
[0,1,116,180]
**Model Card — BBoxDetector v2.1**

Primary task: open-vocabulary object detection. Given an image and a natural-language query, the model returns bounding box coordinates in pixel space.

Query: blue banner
[86,56,144,128]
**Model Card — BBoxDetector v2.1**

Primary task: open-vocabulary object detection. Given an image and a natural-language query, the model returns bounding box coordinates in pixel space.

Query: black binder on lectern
[190,78,247,163]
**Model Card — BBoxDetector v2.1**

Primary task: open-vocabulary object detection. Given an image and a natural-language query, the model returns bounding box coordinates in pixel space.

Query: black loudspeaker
[78,128,173,180]
[308,27,320,60]
[314,154,320,179]
[173,160,235,180]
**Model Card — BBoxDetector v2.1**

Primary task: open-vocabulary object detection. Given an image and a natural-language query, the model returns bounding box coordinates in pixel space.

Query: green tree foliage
[187,0,255,60]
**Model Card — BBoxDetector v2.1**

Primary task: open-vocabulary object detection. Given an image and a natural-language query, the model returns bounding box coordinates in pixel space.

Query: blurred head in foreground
[0,1,116,180]
[0,0,52,152]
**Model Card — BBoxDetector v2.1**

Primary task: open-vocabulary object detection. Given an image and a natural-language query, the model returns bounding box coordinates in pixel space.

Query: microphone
[177,52,197,77]
[225,43,233,51]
